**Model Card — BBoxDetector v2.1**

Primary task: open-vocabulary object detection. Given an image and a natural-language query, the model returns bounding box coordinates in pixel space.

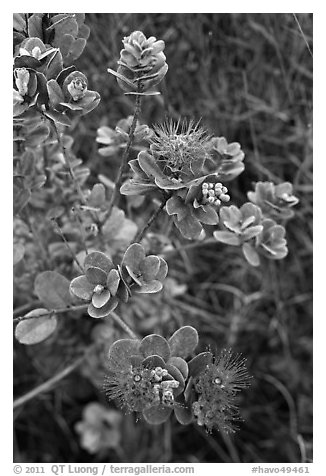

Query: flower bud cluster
[201,182,230,206]
[113,30,168,93]
[107,365,180,413]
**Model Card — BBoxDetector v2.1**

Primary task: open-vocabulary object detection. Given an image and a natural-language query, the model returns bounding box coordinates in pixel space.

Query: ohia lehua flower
[104,326,199,424]
[120,120,233,239]
[185,349,251,433]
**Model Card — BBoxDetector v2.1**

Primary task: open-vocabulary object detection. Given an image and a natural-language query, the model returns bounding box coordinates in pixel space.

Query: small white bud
[220,194,230,202]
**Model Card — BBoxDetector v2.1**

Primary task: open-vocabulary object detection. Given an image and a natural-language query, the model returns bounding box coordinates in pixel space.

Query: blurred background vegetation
[14,13,312,463]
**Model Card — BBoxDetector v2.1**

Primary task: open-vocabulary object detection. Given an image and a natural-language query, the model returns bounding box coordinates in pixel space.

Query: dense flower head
[187,350,251,433]
[69,245,168,318]
[120,119,237,239]
[113,30,168,93]
[104,326,199,424]
[150,119,211,173]
[247,181,299,220]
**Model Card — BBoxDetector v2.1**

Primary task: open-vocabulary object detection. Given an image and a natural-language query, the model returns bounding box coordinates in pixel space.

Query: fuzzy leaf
[13,243,25,265]
[87,296,118,318]
[88,183,106,207]
[142,355,166,369]
[91,289,111,308]
[69,275,94,300]
[213,230,241,246]
[107,339,140,370]
[85,266,107,285]
[120,180,156,195]
[15,309,57,345]
[169,326,199,359]
[122,243,145,270]
[13,13,26,32]
[166,196,188,221]
[174,405,193,425]
[165,364,185,395]
[66,38,87,63]
[84,251,113,274]
[139,255,160,281]
[13,176,31,214]
[156,258,168,282]
[106,269,120,296]
[140,335,170,360]
[34,271,72,309]
[174,214,202,240]
[188,352,213,378]
[134,280,163,294]
[27,14,43,38]
[193,205,219,225]
[47,79,65,107]
[143,405,172,425]
[44,110,72,127]
[242,243,260,267]
[168,357,189,380]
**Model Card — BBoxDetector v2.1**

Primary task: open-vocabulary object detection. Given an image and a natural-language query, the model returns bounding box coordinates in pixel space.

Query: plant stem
[13,300,42,318]
[162,237,217,257]
[135,196,168,243]
[106,93,142,216]
[13,304,88,323]
[110,311,138,339]
[51,120,86,205]
[52,218,84,272]
[13,343,97,409]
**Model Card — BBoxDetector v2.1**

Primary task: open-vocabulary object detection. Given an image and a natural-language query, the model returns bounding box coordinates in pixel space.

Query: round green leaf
[242,243,261,267]
[168,326,199,359]
[139,334,170,360]
[142,405,172,425]
[87,297,118,318]
[84,251,113,274]
[168,357,188,380]
[15,309,57,345]
[13,243,25,265]
[174,404,193,425]
[107,339,140,370]
[188,352,213,378]
[213,230,241,246]
[92,289,111,308]
[69,275,94,300]
[34,271,73,309]
[85,266,107,285]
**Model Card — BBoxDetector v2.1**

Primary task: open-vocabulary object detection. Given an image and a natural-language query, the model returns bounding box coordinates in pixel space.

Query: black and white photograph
[13,10,313,470]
